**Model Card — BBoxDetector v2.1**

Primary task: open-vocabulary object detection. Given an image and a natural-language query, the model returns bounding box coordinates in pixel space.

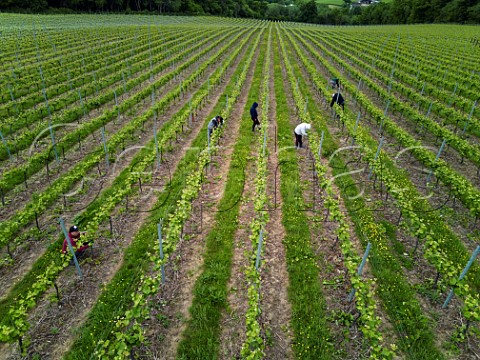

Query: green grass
[381,220,414,270]
[316,0,344,6]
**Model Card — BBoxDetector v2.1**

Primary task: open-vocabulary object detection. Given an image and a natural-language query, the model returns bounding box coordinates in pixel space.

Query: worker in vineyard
[62,225,90,259]
[250,102,261,132]
[330,77,340,89]
[294,123,311,149]
[330,92,345,111]
[207,115,223,137]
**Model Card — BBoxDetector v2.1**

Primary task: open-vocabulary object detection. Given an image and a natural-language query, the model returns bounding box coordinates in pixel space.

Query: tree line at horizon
[0,0,479,25]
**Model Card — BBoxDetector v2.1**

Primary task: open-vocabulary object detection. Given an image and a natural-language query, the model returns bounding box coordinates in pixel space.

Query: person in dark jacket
[250,102,260,131]
[62,225,89,258]
[330,92,345,111]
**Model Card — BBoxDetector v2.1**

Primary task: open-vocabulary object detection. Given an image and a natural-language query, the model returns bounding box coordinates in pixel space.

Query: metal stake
[158,221,166,285]
[442,246,480,308]
[348,242,372,301]
[59,218,82,279]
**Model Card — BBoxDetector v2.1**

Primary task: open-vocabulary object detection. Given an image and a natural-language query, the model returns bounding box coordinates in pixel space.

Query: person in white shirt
[294,123,311,149]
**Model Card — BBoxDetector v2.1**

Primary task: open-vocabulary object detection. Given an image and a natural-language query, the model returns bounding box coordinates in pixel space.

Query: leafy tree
[287,4,300,19]
[299,0,317,22]
[468,1,480,22]
[95,0,106,10]
[389,0,411,23]
[179,0,203,13]
[409,0,433,22]
[439,0,475,22]
[266,3,283,18]
[0,0,478,24]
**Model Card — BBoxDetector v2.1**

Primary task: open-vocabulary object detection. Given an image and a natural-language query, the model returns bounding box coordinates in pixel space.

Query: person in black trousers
[294,123,311,149]
[250,102,260,131]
